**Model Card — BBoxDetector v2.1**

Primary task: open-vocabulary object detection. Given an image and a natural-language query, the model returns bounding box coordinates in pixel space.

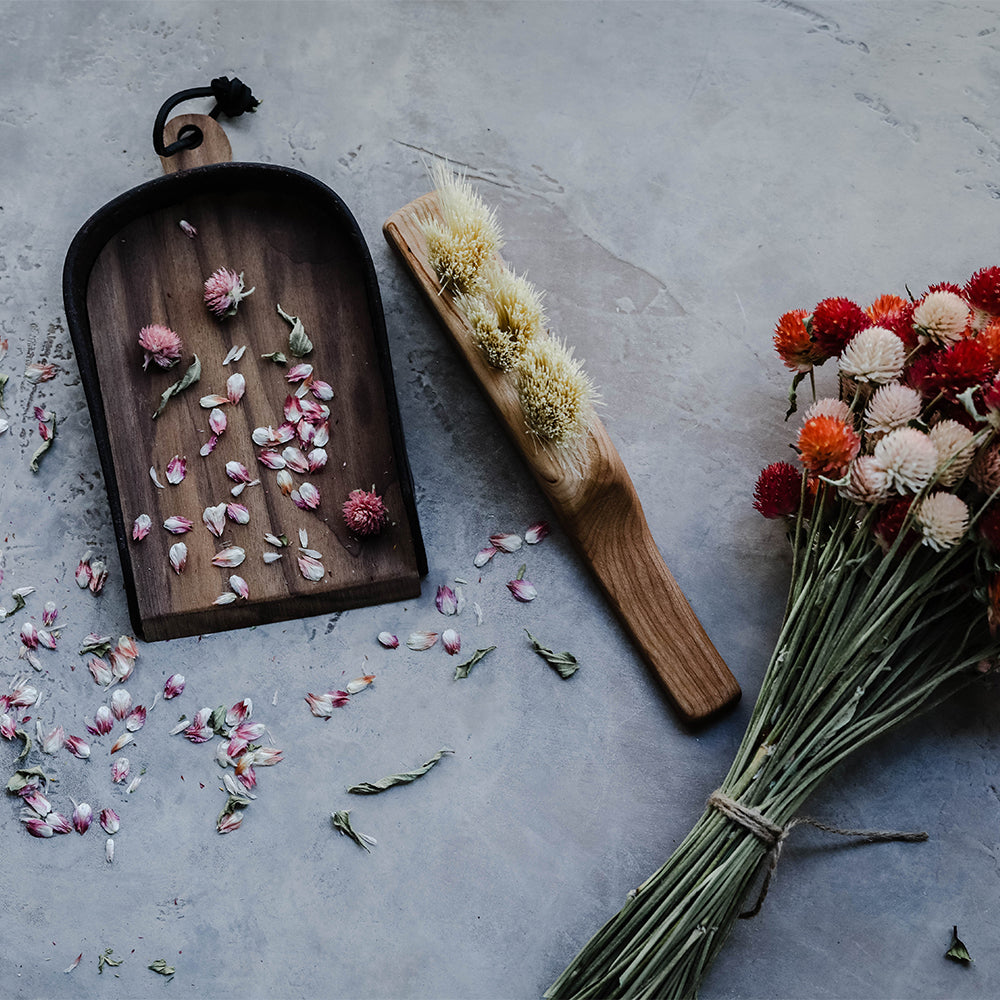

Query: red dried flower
[926,281,964,297]
[809,297,870,359]
[342,488,389,536]
[865,294,908,324]
[797,415,861,476]
[877,301,918,351]
[138,324,183,370]
[873,497,915,552]
[965,267,1000,317]
[907,338,993,402]
[753,462,802,518]
[773,310,822,372]
[979,503,1000,551]
[975,318,1000,369]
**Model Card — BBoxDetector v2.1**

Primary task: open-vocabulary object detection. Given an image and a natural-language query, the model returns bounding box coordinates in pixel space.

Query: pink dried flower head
[342,488,388,536]
[914,491,969,551]
[928,420,977,487]
[839,456,890,505]
[753,462,803,518]
[838,326,906,384]
[204,267,255,318]
[871,427,939,494]
[912,290,969,347]
[138,324,183,370]
[864,383,923,436]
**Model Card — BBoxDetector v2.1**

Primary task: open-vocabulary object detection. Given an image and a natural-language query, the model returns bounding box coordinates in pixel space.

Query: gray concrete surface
[2,2,1000,997]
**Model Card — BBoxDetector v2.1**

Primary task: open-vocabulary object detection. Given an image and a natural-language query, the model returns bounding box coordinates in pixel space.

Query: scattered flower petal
[88,657,113,686]
[149,466,165,489]
[110,732,133,754]
[163,674,186,699]
[275,469,294,495]
[209,407,228,435]
[99,807,120,834]
[87,705,114,735]
[200,435,219,457]
[169,542,188,574]
[307,447,328,472]
[262,551,282,564]
[524,521,550,545]
[179,219,197,238]
[125,706,146,732]
[257,450,286,470]
[226,502,250,524]
[40,724,65,754]
[407,630,439,651]
[286,363,314,384]
[111,757,130,784]
[106,837,114,862]
[200,393,230,408]
[132,514,152,540]
[203,503,227,537]
[507,578,537,602]
[212,546,246,568]
[165,455,187,484]
[163,515,194,534]
[88,559,108,594]
[229,575,249,599]
[281,446,309,474]
[111,688,132,720]
[72,802,92,834]
[226,461,252,483]
[346,674,376,695]
[222,344,245,365]
[436,585,458,616]
[64,734,91,759]
[442,629,461,655]
[490,532,522,552]
[377,631,399,649]
[298,553,325,581]
[292,482,321,510]
[24,361,57,383]
[226,372,246,404]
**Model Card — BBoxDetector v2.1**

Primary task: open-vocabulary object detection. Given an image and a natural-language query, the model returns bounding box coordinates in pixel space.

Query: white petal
[149,466,165,489]
[214,592,238,605]
[262,552,283,564]
[212,546,246,568]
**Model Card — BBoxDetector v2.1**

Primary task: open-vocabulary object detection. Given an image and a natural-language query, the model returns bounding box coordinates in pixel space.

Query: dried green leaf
[98,948,123,974]
[209,705,229,736]
[14,728,31,762]
[152,355,201,419]
[0,590,27,620]
[785,370,809,421]
[148,959,175,977]
[946,925,972,964]
[525,629,579,679]
[277,304,313,357]
[516,563,527,581]
[454,646,496,680]
[0,372,8,411]
[347,748,454,795]
[217,793,253,823]
[6,766,49,793]
[261,351,288,365]
[331,809,374,852]
[29,413,55,473]
[79,636,114,656]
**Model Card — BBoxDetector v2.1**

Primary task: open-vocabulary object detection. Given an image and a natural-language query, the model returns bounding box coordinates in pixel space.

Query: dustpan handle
[153,76,260,157]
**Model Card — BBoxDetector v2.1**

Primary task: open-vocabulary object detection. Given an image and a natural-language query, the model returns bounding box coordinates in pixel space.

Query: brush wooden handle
[384,194,740,723]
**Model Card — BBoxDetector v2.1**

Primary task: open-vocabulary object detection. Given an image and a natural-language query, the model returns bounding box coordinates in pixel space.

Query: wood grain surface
[384,193,740,723]
[79,137,422,640]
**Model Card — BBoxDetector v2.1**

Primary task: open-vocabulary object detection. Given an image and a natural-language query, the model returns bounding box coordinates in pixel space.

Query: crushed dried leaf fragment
[331,809,375,852]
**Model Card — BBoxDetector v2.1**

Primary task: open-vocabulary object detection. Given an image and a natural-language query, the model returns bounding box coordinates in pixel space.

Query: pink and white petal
[132,514,152,540]
[442,629,461,655]
[209,407,228,436]
[297,553,325,581]
[199,394,230,408]
[474,546,497,568]
[226,372,246,404]
[203,503,227,537]
[406,630,439,651]
[226,503,250,524]
[507,578,538,602]
[200,434,219,457]
[165,455,187,485]
[229,575,249,599]
[212,546,246,568]
[524,521,551,545]
[169,542,188,574]
[490,532,523,553]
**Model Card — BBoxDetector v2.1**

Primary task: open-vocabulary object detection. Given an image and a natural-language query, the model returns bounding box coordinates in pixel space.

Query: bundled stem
[547,481,998,1000]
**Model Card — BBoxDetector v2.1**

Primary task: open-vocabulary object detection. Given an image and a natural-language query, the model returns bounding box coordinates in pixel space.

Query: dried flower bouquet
[547,274,1000,999]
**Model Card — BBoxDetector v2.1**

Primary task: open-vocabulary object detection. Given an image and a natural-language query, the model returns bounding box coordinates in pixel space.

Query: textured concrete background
[2,2,1000,998]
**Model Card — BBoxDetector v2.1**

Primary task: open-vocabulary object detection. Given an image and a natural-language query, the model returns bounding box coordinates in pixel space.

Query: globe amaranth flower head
[342,488,389,537]
[911,289,969,347]
[913,491,969,551]
[204,267,255,319]
[753,461,802,518]
[927,419,977,488]
[773,309,823,372]
[908,338,992,403]
[838,326,906,384]
[796,414,860,477]
[808,296,871,359]
[964,266,1000,327]
[871,426,938,494]
[864,382,922,436]
[138,324,183,370]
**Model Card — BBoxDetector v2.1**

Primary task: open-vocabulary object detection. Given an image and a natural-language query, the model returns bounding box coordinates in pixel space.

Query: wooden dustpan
[63,78,426,641]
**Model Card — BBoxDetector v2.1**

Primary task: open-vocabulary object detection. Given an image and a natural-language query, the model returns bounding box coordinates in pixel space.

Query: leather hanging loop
[153,76,260,157]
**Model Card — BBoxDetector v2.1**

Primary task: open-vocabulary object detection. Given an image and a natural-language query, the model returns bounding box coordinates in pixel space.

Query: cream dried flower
[417,162,503,294]
[839,456,890,505]
[864,382,922,436]
[517,337,597,465]
[871,426,939,493]
[457,264,547,371]
[914,491,969,551]
[970,442,1000,493]
[838,326,905,383]
[928,419,976,487]
[803,397,852,424]
[912,290,969,347]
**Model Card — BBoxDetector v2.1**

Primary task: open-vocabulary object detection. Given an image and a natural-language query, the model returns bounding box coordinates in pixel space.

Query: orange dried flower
[975,317,1000,369]
[773,309,821,372]
[797,415,860,476]
[866,294,908,324]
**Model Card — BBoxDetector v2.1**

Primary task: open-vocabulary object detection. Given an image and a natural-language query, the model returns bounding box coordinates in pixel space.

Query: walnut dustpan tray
[63,89,425,642]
